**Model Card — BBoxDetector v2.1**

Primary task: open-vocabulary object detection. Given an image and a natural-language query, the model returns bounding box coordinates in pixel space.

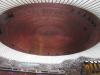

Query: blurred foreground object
[0,57,99,75]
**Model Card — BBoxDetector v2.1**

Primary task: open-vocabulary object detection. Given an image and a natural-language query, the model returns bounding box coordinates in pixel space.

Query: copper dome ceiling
[0,1,100,56]
[0,0,100,62]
